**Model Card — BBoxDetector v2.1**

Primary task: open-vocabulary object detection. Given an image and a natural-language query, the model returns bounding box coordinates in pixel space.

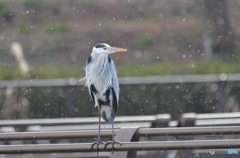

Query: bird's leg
[91,110,106,153]
[104,120,121,152]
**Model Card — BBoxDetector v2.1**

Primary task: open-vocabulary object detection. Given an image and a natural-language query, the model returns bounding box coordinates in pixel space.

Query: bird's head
[92,43,127,55]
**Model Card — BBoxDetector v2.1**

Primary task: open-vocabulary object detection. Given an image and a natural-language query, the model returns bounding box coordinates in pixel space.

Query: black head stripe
[95,43,106,48]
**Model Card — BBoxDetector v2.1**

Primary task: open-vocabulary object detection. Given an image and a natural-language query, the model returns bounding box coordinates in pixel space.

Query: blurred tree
[203,0,235,60]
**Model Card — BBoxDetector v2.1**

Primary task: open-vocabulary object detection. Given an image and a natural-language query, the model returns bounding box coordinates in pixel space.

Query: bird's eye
[103,46,107,50]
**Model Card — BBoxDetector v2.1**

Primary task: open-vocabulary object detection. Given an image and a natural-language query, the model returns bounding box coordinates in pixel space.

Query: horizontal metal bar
[0,78,84,88]
[196,118,240,126]
[138,126,240,136]
[2,112,240,127]
[181,112,240,120]
[0,139,240,154]
[1,74,240,88]
[197,112,240,120]
[0,130,111,140]
[1,126,240,140]
[119,74,235,84]
[0,114,238,128]
[0,115,167,127]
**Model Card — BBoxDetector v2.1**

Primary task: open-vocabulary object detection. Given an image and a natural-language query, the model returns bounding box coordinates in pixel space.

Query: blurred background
[0,0,240,120]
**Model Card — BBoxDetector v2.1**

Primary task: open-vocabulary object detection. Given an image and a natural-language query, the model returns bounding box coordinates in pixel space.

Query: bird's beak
[108,47,127,54]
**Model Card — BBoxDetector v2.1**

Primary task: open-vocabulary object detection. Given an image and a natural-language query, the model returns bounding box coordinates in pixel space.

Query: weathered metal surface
[0,139,240,154]
[0,126,240,140]
[0,115,168,127]
[110,127,139,158]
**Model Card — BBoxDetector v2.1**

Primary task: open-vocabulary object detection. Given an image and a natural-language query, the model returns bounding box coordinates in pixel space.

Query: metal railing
[0,114,170,127]
[0,139,240,154]
[1,73,240,88]
[0,112,240,157]
[0,126,240,140]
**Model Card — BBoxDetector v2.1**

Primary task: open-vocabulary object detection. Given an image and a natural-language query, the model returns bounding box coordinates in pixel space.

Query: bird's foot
[104,140,122,152]
[91,140,106,151]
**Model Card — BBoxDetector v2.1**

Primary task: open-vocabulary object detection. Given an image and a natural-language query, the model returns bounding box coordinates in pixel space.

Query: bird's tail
[100,105,115,122]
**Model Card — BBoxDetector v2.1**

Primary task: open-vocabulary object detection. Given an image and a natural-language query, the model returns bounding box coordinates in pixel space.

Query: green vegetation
[134,35,155,49]
[1,61,240,81]
[0,1,14,21]
[24,0,43,9]
[45,23,72,34]
[29,67,84,79]
[118,61,240,76]
[0,69,16,80]
[17,23,32,33]
[0,0,239,82]
[24,0,60,15]
[0,67,84,81]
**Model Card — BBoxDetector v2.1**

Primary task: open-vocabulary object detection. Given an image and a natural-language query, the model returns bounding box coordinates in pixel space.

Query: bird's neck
[91,52,108,74]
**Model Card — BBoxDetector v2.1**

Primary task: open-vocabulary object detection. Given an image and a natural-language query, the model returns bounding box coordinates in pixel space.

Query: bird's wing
[109,59,119,112]
[112,87,118,113]
[86,56,95,103]
[89,84,97,105]
[85,56,92,83]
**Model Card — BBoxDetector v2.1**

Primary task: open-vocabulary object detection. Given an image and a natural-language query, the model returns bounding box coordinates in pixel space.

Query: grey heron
[85,43,127,151]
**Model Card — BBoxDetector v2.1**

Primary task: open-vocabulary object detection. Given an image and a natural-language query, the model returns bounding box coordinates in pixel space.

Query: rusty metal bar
[0,126,240,140]
[0,139,240,154]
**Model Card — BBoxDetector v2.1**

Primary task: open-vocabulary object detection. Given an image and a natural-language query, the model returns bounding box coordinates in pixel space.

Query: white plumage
[86,44,119,121]
[85,43,127,151]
